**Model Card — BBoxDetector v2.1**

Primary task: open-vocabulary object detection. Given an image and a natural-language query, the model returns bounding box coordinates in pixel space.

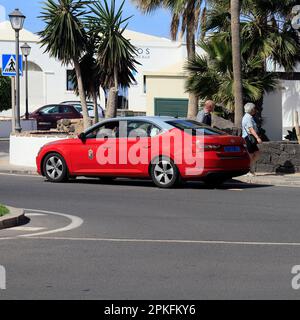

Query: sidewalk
[234,172,300,187]
[1,151,300,187]
[0,152,37,175]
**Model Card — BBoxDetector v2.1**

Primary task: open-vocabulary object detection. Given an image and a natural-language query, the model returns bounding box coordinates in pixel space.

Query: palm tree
[38,0,91,129]
[230,0,243,127]
[185,35,278,112]
[88,0,139,118]
[70,35,102,123]
[133,0,203,119]
[199,0,300,133]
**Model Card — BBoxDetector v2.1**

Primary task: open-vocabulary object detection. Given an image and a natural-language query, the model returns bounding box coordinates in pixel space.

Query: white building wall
[262,90,283,141]
[1,36,187,116]
[263,79,300,140]
[128,41,186,112]
[282,80,300,137]
[0,40,79,117]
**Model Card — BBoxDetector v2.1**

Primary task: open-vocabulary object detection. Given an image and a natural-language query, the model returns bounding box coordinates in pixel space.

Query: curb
[0,169,38,176]
[234,177,300,188]
[0,206,25,230]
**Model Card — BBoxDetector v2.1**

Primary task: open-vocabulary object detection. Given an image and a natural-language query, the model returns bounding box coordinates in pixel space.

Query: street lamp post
[9,8,25,133]
[21,43,31,120]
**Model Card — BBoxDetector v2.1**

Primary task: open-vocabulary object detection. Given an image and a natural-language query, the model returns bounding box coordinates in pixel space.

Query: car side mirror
[78,132,86,142]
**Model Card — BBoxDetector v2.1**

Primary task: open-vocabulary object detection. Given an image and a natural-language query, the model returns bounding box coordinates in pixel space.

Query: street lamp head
[9,8,26,31]
[21,42,31,57]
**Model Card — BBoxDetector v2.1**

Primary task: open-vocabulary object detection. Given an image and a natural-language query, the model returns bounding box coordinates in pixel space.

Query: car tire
[43,153,68,183]
[150,157,180,188]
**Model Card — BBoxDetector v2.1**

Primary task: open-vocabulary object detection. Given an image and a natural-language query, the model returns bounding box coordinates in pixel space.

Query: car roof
[85,116,181,132]
[61,101,94,104]
[39,104,75,108]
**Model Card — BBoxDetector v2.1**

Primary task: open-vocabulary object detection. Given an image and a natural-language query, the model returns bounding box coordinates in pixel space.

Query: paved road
[1,173,300,299]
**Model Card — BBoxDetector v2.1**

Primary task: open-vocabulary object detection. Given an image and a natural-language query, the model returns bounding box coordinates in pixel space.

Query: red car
[36,117,250,188]
[29,104,82,130]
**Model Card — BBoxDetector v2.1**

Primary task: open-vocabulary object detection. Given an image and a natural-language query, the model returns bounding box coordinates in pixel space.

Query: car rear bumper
[202,169,249,180]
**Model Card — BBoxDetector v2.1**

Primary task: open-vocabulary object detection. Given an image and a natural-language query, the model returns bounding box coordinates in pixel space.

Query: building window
[104,86,129,109]
[143,75,147,94]
[118,86,128,109]
[66,70,75,91]
[132,70,138,85]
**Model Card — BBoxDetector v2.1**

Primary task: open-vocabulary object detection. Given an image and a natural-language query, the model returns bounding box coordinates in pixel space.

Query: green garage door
[154,98,188,118]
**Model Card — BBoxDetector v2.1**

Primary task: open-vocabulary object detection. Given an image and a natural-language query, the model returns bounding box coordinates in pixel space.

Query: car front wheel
[151,157,179,188]
[43,153,68,183]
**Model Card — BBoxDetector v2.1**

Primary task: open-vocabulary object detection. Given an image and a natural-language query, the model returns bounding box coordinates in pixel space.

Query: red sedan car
[36,117,250,188]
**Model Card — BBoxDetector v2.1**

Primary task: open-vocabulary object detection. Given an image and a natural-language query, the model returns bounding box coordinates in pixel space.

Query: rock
[254,142,300,173]
[255,163,276,173]
[62,119,71,126]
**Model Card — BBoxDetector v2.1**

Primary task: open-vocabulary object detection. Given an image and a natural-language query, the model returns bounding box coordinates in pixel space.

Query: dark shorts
[245,136,259,154]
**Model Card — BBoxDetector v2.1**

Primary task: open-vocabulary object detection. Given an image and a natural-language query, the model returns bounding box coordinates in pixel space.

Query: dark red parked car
[29,104,82,130]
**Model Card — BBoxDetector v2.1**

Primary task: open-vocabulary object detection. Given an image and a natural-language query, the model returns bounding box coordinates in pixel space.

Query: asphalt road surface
[1,173,300,299]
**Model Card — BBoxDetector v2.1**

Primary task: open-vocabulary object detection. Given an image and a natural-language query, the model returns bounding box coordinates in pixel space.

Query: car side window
[39,105,60,114]
[60,105,73,113]
[127,121,161,138]
[85,121,120,139]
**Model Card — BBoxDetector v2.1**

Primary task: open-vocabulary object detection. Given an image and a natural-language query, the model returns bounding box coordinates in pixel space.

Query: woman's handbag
[243,125,258,145]
[247,133,257,145]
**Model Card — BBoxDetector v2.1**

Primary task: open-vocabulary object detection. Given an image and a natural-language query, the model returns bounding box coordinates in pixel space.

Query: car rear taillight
[196,142,222,151]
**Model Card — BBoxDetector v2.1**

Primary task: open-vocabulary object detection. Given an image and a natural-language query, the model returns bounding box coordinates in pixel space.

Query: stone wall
[57,119,84,135]
[255,141,300,173]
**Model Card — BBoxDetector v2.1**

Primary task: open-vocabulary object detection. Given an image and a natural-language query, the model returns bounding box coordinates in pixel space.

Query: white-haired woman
[242,103,262,175]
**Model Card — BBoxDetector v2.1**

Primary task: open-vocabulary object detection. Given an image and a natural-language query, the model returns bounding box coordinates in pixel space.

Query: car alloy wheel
[151,157,179,188]
[43,153,68,182]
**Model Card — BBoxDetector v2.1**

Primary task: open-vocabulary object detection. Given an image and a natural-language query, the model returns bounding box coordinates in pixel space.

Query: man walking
[196,100,215,126]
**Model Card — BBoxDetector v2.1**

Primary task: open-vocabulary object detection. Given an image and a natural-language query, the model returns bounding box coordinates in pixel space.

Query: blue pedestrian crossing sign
[1,54,23,76]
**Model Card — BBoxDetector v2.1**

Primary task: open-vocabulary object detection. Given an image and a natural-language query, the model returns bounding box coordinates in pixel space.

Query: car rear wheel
[43,153,68,183]
[151,157,179,188]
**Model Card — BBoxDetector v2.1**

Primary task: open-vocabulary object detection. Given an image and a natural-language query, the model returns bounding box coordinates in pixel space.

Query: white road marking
[227,188,243,191]
[18,208,84,237]
[26,213,47,217]
[23,236,300,247]
[10,226,46,232]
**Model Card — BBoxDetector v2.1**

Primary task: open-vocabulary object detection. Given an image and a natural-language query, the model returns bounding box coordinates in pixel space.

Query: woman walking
[242,103,262,175]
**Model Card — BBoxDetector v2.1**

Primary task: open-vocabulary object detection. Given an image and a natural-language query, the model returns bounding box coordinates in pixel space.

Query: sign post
[1,54,23,133]
[1,54,22,77]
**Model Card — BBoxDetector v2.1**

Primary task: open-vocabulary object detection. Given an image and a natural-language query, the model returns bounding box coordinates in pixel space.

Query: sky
[0,0,172,39]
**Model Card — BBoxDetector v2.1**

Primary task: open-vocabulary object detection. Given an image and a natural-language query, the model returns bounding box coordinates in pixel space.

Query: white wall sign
[136,47,150,59]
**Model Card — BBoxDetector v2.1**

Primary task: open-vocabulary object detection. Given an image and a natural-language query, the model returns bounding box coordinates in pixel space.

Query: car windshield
[166,120,225,136]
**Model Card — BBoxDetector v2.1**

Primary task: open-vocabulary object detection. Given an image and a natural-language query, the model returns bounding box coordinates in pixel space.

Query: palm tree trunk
[105,68,118,118]
[231,0,243,128]
[186,8,199,119]
[73,59,91,129]
[92,88,99,124]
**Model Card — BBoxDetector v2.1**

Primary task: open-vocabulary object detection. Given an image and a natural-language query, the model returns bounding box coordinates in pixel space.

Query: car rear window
[166,120,225,136]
